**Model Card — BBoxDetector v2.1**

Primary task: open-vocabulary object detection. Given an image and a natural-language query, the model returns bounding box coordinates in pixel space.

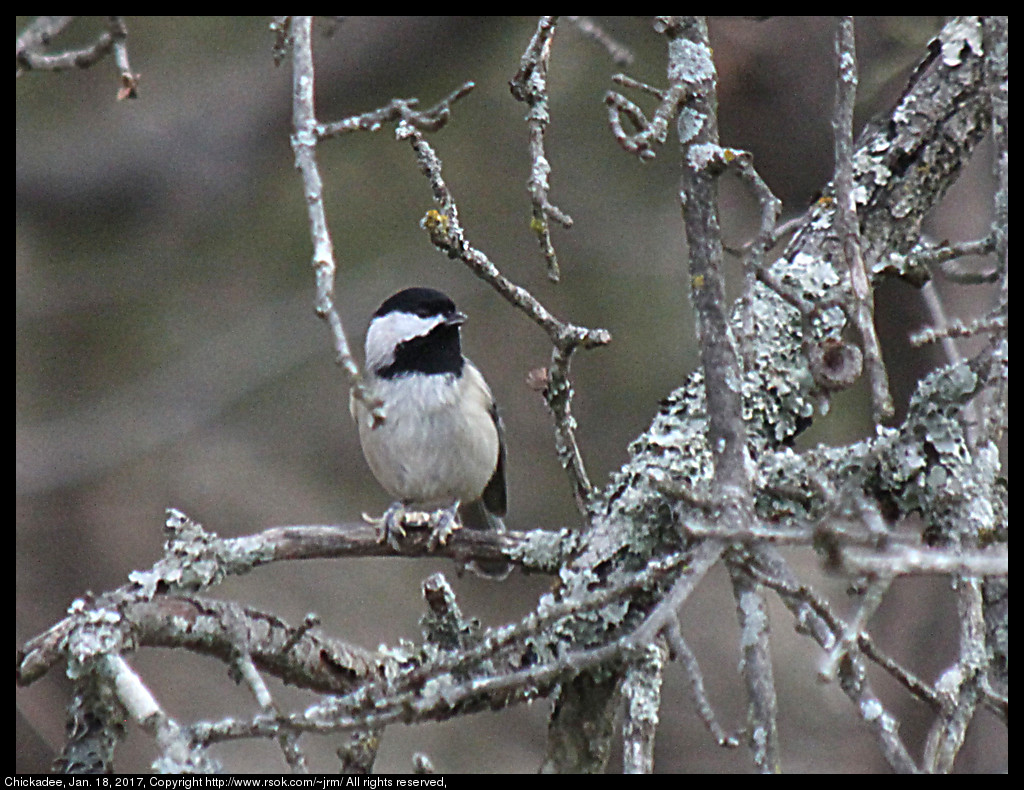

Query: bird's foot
[363,503,410,550]
[426,502,462,551]
[363,502,462,551]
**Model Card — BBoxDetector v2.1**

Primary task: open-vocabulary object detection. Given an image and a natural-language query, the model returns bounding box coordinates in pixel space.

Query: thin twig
[726,148,782,361]
[288,17,379,420]
[510,16,574,282]
[664,619,740,748]
[396,123,609,516]
[16,16,138,99]
[832,16,893,421]
[565,16,634,66]
[318,80,476,138]
[605,75,689,161]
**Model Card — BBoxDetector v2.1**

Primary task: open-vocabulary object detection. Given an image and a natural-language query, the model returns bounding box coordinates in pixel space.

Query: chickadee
[351,287,510,577]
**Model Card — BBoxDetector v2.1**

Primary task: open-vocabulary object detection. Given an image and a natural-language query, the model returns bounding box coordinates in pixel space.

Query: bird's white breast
[351,364,499,509]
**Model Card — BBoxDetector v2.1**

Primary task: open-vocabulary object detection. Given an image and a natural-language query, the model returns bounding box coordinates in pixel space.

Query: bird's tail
[458,500,512,580]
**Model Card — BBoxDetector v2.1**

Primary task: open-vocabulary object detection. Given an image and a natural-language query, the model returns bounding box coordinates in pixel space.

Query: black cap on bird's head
[373,287,461,321]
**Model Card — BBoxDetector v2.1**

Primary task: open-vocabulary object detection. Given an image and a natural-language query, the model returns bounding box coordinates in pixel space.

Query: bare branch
[396,122,610,517]
[565,16,634,66]
[663,620,740,748]
[288,17,378,420]
[318,80,476,138]
[832,16,893,422]
[16,16,138,98]
[510,16,574,282]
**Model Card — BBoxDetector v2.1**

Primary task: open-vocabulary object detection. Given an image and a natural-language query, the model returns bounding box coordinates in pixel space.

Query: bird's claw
[363,505,407,551]
[426,504,462,551]
[364,503,462,552]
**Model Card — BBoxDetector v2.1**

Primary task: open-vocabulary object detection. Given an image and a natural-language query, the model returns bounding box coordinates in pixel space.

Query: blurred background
[17,16,1005,773]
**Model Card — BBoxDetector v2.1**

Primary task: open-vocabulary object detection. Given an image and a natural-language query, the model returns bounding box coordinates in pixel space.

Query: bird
[350,287,510,577]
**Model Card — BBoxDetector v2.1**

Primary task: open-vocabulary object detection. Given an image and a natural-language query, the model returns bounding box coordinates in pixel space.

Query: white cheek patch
[365,311,445,373]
